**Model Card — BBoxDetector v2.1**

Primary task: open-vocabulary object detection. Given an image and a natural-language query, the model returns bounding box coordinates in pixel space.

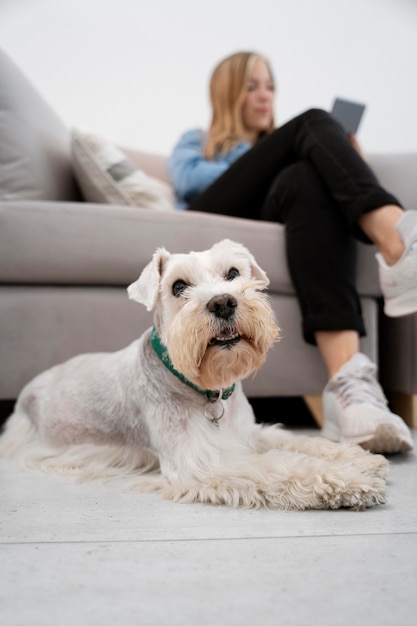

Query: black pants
[188,109,401,344]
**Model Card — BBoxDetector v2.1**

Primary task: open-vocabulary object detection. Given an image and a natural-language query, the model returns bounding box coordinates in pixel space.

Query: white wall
[1,0,416,155]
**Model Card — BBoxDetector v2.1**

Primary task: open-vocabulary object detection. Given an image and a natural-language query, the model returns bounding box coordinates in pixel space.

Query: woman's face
[241,58,275,143]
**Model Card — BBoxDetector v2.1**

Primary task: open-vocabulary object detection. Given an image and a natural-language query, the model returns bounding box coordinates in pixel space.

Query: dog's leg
[130,420,387,510]
[252,424,389,478]
[0,410,159,480]
[155,449,387,510]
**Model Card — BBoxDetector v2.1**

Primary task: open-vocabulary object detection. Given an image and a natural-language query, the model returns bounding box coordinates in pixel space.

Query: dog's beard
[164,290,280,390]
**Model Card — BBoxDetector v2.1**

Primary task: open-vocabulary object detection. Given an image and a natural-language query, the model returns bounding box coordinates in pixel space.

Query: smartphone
[331,97,366,134]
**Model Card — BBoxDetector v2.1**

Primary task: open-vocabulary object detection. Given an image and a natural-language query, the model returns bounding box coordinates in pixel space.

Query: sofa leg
[388,392,417,428]
[303,395,324,427]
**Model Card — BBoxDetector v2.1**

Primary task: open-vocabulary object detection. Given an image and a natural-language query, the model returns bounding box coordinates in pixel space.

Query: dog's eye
[226,267,240,281]
[172,280,188,297]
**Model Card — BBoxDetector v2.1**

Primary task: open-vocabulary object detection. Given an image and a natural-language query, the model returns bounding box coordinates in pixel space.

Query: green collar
[150,326,235,402]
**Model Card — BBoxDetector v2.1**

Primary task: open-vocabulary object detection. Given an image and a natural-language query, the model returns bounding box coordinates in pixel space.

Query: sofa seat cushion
[0,200,380,296]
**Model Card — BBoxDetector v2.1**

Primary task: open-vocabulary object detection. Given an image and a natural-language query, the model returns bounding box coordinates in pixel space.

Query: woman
[167,51,416,454]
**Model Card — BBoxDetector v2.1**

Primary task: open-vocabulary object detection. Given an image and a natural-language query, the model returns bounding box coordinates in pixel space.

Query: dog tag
[204,401,224,426]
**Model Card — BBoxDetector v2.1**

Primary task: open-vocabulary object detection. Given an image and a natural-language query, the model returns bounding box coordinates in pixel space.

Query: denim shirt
[167,129,250,210]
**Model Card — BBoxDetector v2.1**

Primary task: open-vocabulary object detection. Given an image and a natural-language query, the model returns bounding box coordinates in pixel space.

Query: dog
[0,239,388,510]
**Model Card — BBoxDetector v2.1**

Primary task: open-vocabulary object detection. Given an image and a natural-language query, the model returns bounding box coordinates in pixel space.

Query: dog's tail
[0,411,160,481]
[0,411,38,461]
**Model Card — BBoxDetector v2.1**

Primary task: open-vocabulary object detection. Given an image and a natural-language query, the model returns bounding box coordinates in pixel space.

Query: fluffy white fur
[0,240,388,510]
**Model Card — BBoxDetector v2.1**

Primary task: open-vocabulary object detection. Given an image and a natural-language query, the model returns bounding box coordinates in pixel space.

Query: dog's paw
[341,476,387,510]
[316,473,387,510]
[335,445,390,479]
[353,451,389,479]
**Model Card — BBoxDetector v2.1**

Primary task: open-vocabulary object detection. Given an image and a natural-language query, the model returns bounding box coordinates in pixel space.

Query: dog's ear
[127,248,171,310]
[248,254,270,288]
[215,239,270,288]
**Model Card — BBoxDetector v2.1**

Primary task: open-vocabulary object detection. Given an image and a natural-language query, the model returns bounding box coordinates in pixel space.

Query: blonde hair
[204,51,276,160]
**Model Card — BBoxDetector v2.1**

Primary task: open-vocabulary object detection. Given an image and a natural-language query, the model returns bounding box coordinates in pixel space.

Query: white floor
[1,429,416,626]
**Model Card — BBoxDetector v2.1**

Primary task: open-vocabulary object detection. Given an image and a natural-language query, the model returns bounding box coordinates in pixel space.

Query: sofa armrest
[368,153,417,212]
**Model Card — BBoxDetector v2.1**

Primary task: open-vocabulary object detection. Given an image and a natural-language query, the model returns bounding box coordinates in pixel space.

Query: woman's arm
[167,129,248,204]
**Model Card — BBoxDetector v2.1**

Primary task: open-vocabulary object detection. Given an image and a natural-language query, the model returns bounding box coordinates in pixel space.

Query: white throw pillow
[71,129,174,210]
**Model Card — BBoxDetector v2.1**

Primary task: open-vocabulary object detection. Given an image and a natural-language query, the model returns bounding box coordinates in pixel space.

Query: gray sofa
[1,48,416,427]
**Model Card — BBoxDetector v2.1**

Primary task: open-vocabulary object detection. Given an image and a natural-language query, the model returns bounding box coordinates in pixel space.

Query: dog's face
[128,239,280,390]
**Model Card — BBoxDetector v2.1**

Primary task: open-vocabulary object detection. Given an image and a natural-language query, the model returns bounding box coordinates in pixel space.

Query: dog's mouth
[208,332,241,347]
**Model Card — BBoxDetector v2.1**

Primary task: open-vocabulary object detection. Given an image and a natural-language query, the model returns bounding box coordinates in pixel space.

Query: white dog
[0,239,388,510]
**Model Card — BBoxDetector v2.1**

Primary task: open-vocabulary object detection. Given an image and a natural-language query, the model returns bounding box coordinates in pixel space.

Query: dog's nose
[207,294,237,320]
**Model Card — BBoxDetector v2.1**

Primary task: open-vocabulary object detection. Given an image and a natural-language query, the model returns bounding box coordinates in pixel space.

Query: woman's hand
[348,133,367,161]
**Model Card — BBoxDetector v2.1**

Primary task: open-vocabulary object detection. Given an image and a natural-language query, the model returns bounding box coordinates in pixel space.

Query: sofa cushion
[71,130,175,211]
[0,200,380,297]
[0,49,79,202]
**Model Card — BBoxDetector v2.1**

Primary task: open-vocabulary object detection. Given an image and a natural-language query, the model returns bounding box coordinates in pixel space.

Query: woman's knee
[298,107,345,137]
[300,108,333,124]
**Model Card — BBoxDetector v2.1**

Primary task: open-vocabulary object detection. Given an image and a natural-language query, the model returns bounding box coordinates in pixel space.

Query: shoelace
[330,370,389,410]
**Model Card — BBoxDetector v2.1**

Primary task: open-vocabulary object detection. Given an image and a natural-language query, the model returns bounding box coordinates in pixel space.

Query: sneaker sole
[344,423,413,454]
[384,286,417,317]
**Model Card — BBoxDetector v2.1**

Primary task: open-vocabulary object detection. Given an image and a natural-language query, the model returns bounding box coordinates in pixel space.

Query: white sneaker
[322,353,413,454]
[377,210,417,317]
